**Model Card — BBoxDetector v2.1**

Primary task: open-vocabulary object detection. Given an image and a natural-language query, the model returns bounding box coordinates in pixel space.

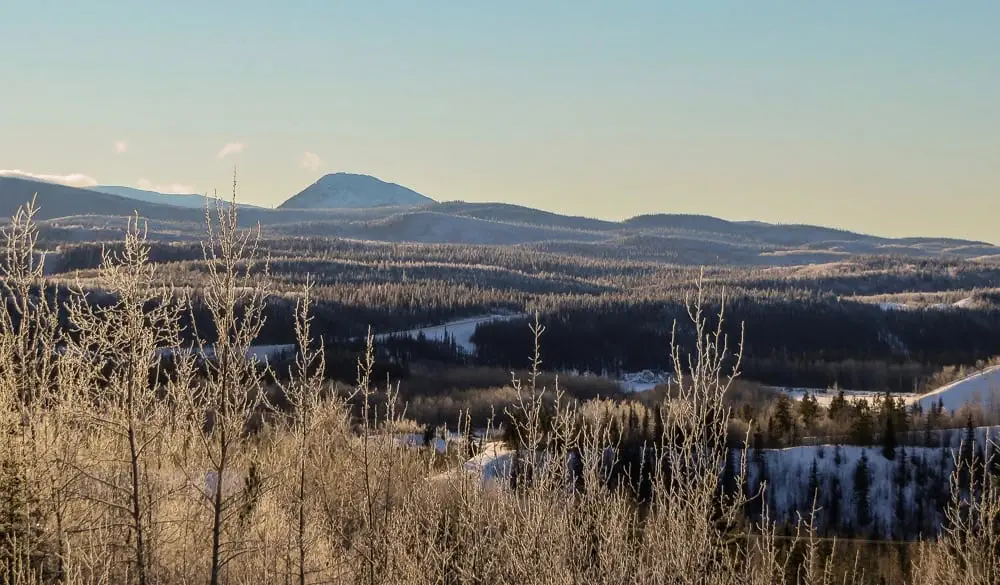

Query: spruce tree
[851,399,875,445]
[799,392,820,432]
[827,474,843,535]
[958,413,977,494]
[853,450,873,531]
[892,448,909,539]
[829,389,850,425]
[806,458,821,510]
[881,414,898,461]
[772,394,796,445]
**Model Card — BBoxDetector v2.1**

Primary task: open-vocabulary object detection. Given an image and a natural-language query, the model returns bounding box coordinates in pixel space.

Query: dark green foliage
[799,391,820,431]
[853,451,873,532]
[851,400,875,445]
[881,415,898,461]
[806,458,820,507]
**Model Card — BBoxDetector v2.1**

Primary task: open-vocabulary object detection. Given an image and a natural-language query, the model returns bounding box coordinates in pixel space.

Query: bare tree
[180,183,270,585]
[63,214,191,585]
[273,278,327,585]
[0,198,66,581]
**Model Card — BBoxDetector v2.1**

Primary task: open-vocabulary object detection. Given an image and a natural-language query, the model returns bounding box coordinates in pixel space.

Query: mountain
[2,174,997,265]
[90,186,207,209]
[279,173,434,209]
[0,176,204,222]
[89,186,260,210]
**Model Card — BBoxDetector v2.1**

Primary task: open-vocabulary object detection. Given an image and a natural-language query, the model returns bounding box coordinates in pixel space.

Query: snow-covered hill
[915,366,1000,413]
[90,185,262,210]
[280,173,434,209]
[445,431,1000,537]
[90,185,207,209]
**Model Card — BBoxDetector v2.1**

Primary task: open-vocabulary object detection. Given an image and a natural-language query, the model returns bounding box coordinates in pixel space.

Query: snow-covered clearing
[369,313,527,354]
[913,366,1000,413]
[771,366,1000,414]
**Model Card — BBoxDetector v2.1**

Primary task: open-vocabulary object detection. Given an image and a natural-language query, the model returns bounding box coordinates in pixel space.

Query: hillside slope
[0,177,204,222]
[89,185,261,210]
[915,366,1000,412]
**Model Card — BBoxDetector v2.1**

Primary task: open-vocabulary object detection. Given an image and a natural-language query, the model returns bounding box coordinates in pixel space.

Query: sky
[1,1,998,242]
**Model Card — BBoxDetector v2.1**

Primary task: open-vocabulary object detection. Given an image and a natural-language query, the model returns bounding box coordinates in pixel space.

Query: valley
[0,175,998,584]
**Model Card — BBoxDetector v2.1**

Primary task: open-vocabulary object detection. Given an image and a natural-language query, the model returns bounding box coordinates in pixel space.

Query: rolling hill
[0,177,203,222]
[2,174,998,266]
[89,185,260,210]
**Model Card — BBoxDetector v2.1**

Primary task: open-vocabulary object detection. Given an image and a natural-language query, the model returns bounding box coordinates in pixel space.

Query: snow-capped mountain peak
[279,172,434,210]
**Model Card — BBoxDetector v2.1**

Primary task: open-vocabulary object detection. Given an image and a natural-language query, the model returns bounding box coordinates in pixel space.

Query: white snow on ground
[750,444,935,534]
[618,370,671,392]
[156,344,296,362]
[369,313,527,354]
[877,302,914,312]
[872,300,963,312]
[393,432,464,454]
[432,441,516,488]
[914,366,1000,413]
[753,426,1000,535]
[772,366,1000,413]
[954,296,977,309]
[772,387,919,407]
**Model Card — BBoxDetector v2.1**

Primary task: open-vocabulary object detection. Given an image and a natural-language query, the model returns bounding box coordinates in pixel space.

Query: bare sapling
[0,197,62,581]
[181,183,271,585]
[272,277,327,585]
[63,214,190,585]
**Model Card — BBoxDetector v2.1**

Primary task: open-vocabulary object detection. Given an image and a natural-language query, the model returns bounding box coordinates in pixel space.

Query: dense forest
[46,238,1000,396]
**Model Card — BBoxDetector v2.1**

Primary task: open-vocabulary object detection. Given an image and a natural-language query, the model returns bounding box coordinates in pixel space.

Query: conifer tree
[851,399,875,445]
[853,450,872,531]
[882,414,898,461]
[827,473,843,535]
[799,391,820,432]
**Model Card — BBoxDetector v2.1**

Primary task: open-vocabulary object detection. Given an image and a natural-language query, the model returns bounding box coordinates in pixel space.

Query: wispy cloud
[299,151,322,170]
[0,169,98,187]
[216,142,246,159]
[137,179,196,195]
[114,140,128,154]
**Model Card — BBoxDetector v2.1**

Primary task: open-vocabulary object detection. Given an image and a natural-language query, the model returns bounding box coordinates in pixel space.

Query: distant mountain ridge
[280,173,434,209]
[90,186,259,210]
[1,174,996,266]
[0,177,204,222]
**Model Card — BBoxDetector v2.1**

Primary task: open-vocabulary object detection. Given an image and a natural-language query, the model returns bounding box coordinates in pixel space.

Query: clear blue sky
[1,1,998,241]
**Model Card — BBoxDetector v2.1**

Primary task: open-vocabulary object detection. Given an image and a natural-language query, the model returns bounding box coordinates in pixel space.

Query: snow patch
[618,370,671,392]
[369,313,527,354]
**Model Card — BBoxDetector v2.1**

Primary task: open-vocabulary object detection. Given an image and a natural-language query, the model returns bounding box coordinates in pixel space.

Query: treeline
[472,298,1000,392]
